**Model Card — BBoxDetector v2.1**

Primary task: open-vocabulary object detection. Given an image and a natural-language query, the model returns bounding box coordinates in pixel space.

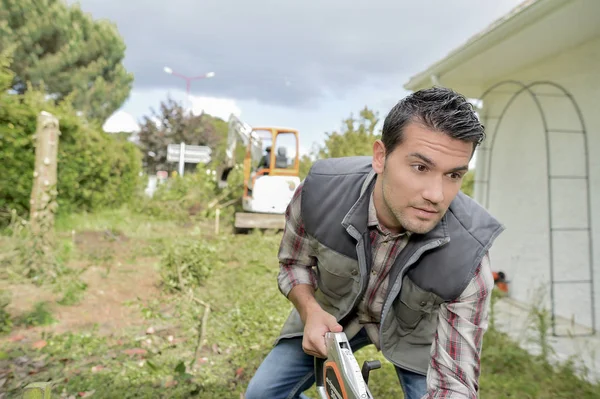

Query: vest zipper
[378,238,449,369]
[337,226,370,324]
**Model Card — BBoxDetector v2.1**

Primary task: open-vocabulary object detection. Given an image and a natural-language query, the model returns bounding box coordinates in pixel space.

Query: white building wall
[475,35,600,332]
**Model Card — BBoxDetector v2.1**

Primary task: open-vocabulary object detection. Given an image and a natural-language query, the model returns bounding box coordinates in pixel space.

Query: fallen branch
[189,289,220,311]
[207,190,232,209]
[217,197,241,209]
[191,295,210,309]
[188,290,211,368]
[199,303,210,350]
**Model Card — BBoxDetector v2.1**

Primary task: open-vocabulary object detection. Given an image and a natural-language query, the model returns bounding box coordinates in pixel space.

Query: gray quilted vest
[276,156,504,375]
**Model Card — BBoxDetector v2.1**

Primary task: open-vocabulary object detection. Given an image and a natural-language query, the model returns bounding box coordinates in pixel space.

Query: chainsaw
[314,332,381,399]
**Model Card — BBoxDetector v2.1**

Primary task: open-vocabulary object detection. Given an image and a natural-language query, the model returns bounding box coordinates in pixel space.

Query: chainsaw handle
[315,356,330,399]
[314,356,325,388]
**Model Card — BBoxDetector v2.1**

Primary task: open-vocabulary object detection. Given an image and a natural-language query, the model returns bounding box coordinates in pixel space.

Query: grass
[0,208,599,398]
[54,207,185,239]
[15,301,57,328]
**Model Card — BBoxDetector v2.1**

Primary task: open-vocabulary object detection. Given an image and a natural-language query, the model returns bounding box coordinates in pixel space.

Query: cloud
[189,96,241,120]
[102,110,140,133]
[69,0,525,108]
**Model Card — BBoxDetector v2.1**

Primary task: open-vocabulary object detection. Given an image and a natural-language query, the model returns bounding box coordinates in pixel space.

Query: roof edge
[403,0,570,91]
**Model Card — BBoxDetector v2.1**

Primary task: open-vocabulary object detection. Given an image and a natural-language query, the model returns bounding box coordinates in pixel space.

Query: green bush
[0,54,143,223]
[137,163,244,223]
[56,119,143,214]
[159,238,222,291]
[17,301,56,327]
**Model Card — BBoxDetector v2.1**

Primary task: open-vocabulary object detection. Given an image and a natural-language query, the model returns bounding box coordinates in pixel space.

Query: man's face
[372,122,473,234]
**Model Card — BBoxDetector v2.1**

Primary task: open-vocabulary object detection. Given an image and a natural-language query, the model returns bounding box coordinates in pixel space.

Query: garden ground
[1,208,599,398]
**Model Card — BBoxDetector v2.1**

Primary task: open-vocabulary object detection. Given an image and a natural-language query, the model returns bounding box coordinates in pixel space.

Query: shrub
[17,301,56,327]
[159,239,222,291]
[137,163,244,224]
[0,53,143,224]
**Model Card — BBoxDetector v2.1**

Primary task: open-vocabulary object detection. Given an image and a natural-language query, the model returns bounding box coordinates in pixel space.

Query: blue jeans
[245,328,427,399]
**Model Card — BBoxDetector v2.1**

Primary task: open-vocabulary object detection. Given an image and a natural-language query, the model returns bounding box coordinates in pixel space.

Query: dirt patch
[1,283,56,317]
[51,256,161,334]
[74,230,132,257]
[1,230,167,343]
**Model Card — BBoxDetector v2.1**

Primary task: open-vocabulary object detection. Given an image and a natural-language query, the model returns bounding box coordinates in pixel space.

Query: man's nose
[422,176,444,204]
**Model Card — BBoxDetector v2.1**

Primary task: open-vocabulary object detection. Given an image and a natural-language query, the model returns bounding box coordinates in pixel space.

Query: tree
[318,106,381,159]
[0,51,142,221]
[298,154,314,180]
[0,0,133,123]
[205,114,232,169]
[297,106,380,179]
[137,98,222,173]
[460,170,475,197]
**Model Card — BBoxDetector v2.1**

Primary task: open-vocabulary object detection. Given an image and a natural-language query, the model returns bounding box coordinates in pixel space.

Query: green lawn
[0,209,598,398]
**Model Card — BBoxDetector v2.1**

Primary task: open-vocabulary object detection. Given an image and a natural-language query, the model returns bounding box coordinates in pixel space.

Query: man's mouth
[413,206,438,214]
[412,206,439,219]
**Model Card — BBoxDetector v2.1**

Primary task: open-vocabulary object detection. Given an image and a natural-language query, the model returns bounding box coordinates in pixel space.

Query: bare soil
[1,230,164,344]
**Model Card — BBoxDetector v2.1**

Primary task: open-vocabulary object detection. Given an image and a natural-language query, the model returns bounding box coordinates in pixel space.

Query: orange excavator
[218,114,301,232]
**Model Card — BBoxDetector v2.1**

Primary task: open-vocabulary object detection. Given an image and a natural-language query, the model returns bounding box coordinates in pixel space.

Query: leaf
[122,348,147,356]
[32,340,47,349]
[145,360,159,372]
[8,334,25,342]
[235,367,244,379]
[91,365,104,373]
[174,361,186,375]
[164,376,177,388]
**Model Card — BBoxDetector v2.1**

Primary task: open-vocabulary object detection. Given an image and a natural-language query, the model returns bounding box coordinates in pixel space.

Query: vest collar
[341,168,450,243]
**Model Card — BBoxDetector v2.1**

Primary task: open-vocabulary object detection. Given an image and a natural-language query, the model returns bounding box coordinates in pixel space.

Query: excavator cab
[219,115,301,232]
[243,126,299,194]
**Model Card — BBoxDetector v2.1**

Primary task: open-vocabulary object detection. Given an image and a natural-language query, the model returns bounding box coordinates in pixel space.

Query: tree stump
[30,111,60,235]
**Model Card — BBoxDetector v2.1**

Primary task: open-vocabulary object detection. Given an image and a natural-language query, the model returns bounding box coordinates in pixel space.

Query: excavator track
[234,212,285,231]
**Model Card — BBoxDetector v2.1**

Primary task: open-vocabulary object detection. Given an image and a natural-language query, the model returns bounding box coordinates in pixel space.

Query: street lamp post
[163,66,215,111]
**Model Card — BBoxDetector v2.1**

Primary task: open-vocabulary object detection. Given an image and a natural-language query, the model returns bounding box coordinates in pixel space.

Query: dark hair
[382,86,485,155]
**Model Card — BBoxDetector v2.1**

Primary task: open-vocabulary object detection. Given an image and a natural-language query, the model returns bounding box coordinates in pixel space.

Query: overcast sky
[70,0,525,154]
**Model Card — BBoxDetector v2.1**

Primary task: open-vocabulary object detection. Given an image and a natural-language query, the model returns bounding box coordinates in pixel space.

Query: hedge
[0,59,142,221]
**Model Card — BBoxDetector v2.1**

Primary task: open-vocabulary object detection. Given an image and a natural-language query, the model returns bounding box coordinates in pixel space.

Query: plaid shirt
[278,182,494,398]
[344,190,411,349]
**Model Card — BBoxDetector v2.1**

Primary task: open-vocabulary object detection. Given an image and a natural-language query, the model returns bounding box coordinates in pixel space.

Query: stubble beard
[381,176,440,235]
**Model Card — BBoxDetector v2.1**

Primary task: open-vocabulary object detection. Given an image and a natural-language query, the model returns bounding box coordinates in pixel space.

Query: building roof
[403,0,599,95]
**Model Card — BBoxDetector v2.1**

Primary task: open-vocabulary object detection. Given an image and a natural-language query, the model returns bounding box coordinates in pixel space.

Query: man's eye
[449,173,462,180]
[413,164,427,172]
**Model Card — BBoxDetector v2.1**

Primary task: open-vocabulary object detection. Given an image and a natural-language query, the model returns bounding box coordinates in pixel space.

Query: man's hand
[288,284,343,358]
[302,309,343,358]
[302,308,343,358]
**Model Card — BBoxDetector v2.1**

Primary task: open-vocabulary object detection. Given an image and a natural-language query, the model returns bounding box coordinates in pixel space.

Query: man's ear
[372,140,386,174]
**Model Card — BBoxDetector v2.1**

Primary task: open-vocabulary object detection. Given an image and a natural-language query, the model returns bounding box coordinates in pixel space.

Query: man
[257,146,272,170]
[249,147,271,191]
[245,87,504,399]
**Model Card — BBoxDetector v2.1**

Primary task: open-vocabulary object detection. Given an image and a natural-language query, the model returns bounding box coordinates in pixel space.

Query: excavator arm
[219,114,263,187]
[217,114,301,232]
